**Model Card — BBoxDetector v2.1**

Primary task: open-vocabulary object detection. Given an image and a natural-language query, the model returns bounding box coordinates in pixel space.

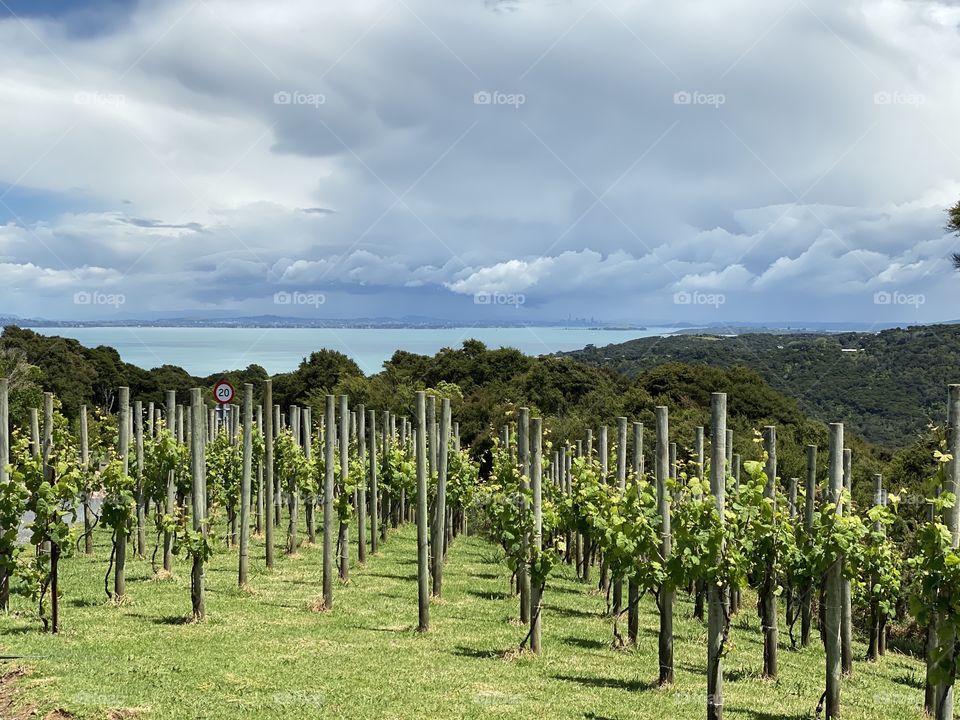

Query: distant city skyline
[1,0,959,324]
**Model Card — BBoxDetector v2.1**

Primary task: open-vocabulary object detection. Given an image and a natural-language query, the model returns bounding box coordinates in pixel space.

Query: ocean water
[28,326,681,376]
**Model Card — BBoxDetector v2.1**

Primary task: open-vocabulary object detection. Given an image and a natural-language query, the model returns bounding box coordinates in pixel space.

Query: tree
[0,347,43,426]
[949,198,960,270]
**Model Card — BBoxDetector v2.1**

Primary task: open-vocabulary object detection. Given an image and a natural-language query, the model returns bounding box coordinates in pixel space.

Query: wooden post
[190,388,206,620]
[786,476,797,633]
[560,444,570,565]
[369,410,379,554]
[255,405,263,536]
[801,444,816,647]
[239,384,253,587]
[695,425,705,480]
[134,400,146,557]
[694,423,707,621]
[323,395,335,609]
[726,429,739,615]
[530,416,543,654]
[338,395,350,580]
[432,398,450,596]
[263,381,275,569]
[867,471,883,661]
[304,408,315,545]
[30,407,39,458]
[41,392,59,631]
[725,429,733,472]
[115,387,129,599]
[357,404,367,564]
[731,445,743,612]
[628,420,642,645]
[707,393,726,720]
[878,478,889,657]
[841,447,853,676]
[518,407,531,623]
[286,405,300,555]
[427,394,437,485]
[0,378,7,610]
[613,417,627,616]
[415,392,430,631]
[162,391,176,571]
[656,406,673,685]
[599,424,609,593]
[927,485,940,716]
[762,426,778,679]
[382,410,392,536]
[933,385,960,719]
[825,423,844,719]
[80,404,93,555]
[273,404,282,527]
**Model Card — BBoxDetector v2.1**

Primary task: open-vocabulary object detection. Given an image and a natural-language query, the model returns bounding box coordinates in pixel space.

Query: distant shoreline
[14,321,655,331]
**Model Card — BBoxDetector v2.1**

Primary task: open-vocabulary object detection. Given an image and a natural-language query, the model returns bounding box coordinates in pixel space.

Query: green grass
[0,524,932,719]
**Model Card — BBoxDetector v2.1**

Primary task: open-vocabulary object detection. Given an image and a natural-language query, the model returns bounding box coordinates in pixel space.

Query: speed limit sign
[212,379,235,404]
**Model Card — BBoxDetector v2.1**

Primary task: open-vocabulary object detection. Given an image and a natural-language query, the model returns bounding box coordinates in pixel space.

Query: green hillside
[565,324,960,447]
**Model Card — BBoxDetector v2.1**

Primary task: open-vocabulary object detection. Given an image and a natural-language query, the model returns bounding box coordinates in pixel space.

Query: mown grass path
[0,526,930,719]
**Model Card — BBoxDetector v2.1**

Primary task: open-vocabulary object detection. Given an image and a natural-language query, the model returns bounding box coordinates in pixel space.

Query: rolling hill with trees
[564,323,960,448]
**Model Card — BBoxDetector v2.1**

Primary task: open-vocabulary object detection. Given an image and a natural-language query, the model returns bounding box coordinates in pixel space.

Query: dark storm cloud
[0,0,958,323]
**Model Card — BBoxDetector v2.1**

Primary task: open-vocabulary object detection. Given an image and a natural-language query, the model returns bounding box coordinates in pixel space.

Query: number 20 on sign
[213,379,235,404]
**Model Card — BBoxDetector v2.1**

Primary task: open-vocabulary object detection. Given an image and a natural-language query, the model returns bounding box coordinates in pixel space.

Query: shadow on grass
[894,671,924,690]
[67,597,101,608]
[552,673,656,692]
[563,635,610,650]
[452,645,501,660]
[546,585,587,595]
[545,605,597,619]
[467,589,512,601]
[153,615,192,625]
[677,657,763,677]
[364,572,417,582]
[0,626,34,636]
[726,708,807,720]
[352,624,412,634]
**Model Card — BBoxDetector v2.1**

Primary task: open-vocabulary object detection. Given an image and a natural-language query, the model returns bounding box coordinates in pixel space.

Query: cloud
[0,0,959,322]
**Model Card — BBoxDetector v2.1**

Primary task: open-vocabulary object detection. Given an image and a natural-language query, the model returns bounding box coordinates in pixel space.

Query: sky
[1,0,959,325]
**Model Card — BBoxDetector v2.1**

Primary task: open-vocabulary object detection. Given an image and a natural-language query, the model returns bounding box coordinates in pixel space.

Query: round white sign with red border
[213,379,235,404]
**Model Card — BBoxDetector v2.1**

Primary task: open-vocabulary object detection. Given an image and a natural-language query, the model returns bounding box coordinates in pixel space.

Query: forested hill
[564,323,960,447]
